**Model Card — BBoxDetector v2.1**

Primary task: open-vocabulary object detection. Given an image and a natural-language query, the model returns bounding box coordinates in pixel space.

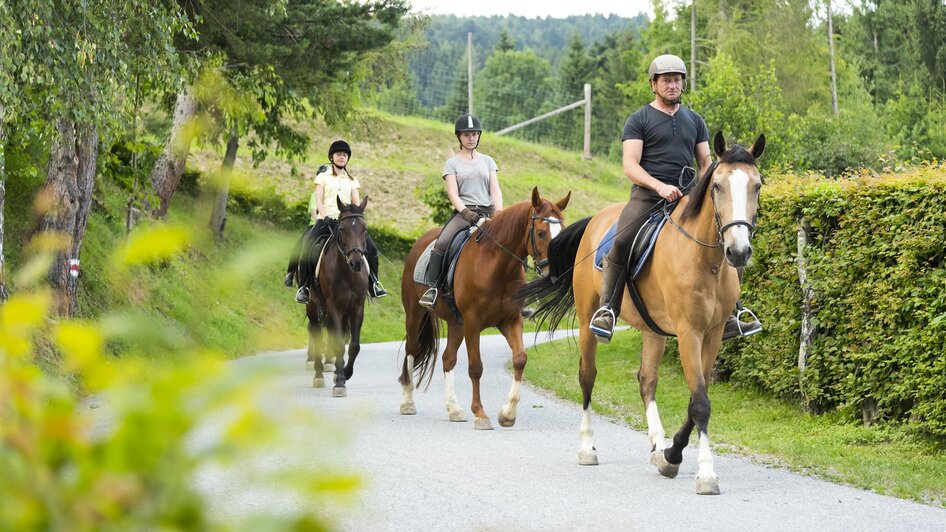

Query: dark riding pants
[603,188,664,311]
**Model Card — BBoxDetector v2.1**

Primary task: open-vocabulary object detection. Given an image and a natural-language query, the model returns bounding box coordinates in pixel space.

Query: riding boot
[589,256,626,344]
[418,250,445,310]
[722,267,762,340]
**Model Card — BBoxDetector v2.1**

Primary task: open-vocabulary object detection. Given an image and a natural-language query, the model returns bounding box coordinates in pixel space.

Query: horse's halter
[332,212,367,267]
[665,162,759,249]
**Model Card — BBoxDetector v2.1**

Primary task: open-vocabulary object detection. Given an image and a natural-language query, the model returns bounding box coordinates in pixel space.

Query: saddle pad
[593,213,668,280]
[412,241,437,284]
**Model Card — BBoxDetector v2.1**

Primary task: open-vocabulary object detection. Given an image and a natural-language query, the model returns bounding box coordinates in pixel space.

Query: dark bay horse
[518,133,765,494]
[399,187,570,429]
[303,196,370,397]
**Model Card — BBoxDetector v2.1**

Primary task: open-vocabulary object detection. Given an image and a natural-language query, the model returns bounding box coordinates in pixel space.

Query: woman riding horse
[400,187,569,430]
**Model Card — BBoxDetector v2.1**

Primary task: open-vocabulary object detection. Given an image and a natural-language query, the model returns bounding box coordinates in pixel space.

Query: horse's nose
[725,244,752,268]
[350,258,363,272]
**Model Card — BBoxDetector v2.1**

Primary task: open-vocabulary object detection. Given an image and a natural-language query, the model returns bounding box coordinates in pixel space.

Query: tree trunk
[209,132,239,241]
[827,0,838,115]
[38,118,98,317]
[796,215,817,409]
[0,103,7,303]
[149,89,197,217]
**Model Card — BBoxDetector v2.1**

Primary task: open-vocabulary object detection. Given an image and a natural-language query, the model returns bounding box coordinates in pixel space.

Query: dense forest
[374,2,946,174]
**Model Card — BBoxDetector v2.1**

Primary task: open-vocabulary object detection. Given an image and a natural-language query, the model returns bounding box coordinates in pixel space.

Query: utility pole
[467,32,474,114]
[691,1,698,92]
[827,0,838,114]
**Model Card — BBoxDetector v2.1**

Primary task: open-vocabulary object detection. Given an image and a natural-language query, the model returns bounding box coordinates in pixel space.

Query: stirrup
[722,307,762,341]
[295,286,309,304]
[418,287,438,310]
[284,272,294,287]
[370,281,388,299]
[589,306,616,344]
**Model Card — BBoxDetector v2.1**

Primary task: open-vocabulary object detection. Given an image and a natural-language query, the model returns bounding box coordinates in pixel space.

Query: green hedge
[719,165,946,438]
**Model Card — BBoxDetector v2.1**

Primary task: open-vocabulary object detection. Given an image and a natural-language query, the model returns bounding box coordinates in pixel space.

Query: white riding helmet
[649,54,687,81]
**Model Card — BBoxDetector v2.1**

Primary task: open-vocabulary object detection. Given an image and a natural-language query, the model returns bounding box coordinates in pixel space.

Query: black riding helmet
[454,114,482,149]
[328,140,352,160]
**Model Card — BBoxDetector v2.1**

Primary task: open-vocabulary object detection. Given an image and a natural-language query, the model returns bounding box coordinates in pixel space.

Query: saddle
[594,209,673,337]
[412,228,473,322]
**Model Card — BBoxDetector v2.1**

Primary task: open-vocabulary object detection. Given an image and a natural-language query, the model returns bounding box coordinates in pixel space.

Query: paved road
[194,332,946,531]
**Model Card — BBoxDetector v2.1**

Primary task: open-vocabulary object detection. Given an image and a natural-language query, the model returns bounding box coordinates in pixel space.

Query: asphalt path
[193,332,946,531]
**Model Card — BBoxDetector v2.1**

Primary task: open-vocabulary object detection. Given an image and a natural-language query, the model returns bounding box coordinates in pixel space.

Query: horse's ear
[336,196,346,212]
[359,195,368,211]
[750,134,766,159]
[531,187,541,209]
[713,131,727,157]
[556,191,571,211]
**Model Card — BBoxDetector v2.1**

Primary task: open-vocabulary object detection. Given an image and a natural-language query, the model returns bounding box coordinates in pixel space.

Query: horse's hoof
[305,361,315,370]
[473,417,493,430]
[696,476,720,495]
[578,449,599,466]
[313,377,325,388]
[400,402,416,415]
[332,386,347,398]
[497,413,516,427]
[650,450,680,479]
[448,410,467,422]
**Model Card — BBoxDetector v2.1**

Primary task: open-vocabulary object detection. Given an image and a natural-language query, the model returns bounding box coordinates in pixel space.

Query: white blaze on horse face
[549,221,562,239]
[727,169,751,243]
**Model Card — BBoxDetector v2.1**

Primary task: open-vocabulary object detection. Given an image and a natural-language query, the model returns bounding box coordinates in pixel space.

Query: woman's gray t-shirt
[442,154,498,207]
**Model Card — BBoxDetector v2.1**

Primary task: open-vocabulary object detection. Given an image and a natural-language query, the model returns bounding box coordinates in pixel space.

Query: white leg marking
[646,401,666,451]
[696,432,717,481]
[579,408,595,453]
[444,370,465,420]
[500,379,521,421]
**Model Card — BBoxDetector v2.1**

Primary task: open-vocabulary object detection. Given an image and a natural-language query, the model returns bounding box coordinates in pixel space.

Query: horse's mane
[680,145,757,221]
[479,200,534,247]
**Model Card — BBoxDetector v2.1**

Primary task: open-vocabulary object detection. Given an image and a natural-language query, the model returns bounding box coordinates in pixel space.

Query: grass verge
[524,330,946,507]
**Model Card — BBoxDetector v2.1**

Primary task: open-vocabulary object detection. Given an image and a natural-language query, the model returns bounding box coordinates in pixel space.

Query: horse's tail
[515,216,591,334]
[401,308,441,390]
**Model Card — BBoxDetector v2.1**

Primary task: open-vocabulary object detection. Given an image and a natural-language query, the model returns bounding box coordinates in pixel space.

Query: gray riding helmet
[648,54,687,81]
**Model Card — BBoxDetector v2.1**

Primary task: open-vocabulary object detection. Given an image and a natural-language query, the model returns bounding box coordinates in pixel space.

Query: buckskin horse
[517,133,765,494]
[302,196,370,398]
[399,187,570,429]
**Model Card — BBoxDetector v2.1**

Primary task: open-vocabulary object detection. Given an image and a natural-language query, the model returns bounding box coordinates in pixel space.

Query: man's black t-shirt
[622,104,709,197]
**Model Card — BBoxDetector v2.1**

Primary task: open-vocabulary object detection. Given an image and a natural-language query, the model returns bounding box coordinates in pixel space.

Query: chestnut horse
[399,187,570,429]
[518,133,765,494]
[303,196,370,398]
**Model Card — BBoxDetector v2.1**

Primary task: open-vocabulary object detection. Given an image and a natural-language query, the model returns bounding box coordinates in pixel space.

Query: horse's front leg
[664,331,719,495]
[497,316,526,428]
[442,323,467,422]
[327,311,347,398]
[463,324,492,430]
[638,333,673,473]
[577,324,599,465]
[343,304,365,381]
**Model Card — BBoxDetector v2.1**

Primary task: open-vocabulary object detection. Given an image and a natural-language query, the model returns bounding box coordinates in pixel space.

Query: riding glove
[459,208,480,224]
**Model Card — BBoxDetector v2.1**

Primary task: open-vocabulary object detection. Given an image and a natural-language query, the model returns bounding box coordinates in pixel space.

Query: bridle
[477,208,560,276]
[664,163,759,249]
[332,212,367,265]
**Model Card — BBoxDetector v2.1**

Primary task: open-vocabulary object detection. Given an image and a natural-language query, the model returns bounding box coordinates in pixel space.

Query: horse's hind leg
[443,323,467,422]
[577,325,600,465]
[399,354,416,415]
[308,311,326,388]
[639,334,676,476]
[497,318,526,428]
[463,322,492,430]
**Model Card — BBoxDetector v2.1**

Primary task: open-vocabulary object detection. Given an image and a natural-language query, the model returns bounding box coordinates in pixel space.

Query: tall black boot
[418,250,445,310]
[589,256,627,344]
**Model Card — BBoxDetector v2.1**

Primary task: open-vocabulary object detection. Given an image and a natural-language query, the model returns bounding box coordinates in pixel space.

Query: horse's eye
[538,231,547,239]
[712,183,721,193]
